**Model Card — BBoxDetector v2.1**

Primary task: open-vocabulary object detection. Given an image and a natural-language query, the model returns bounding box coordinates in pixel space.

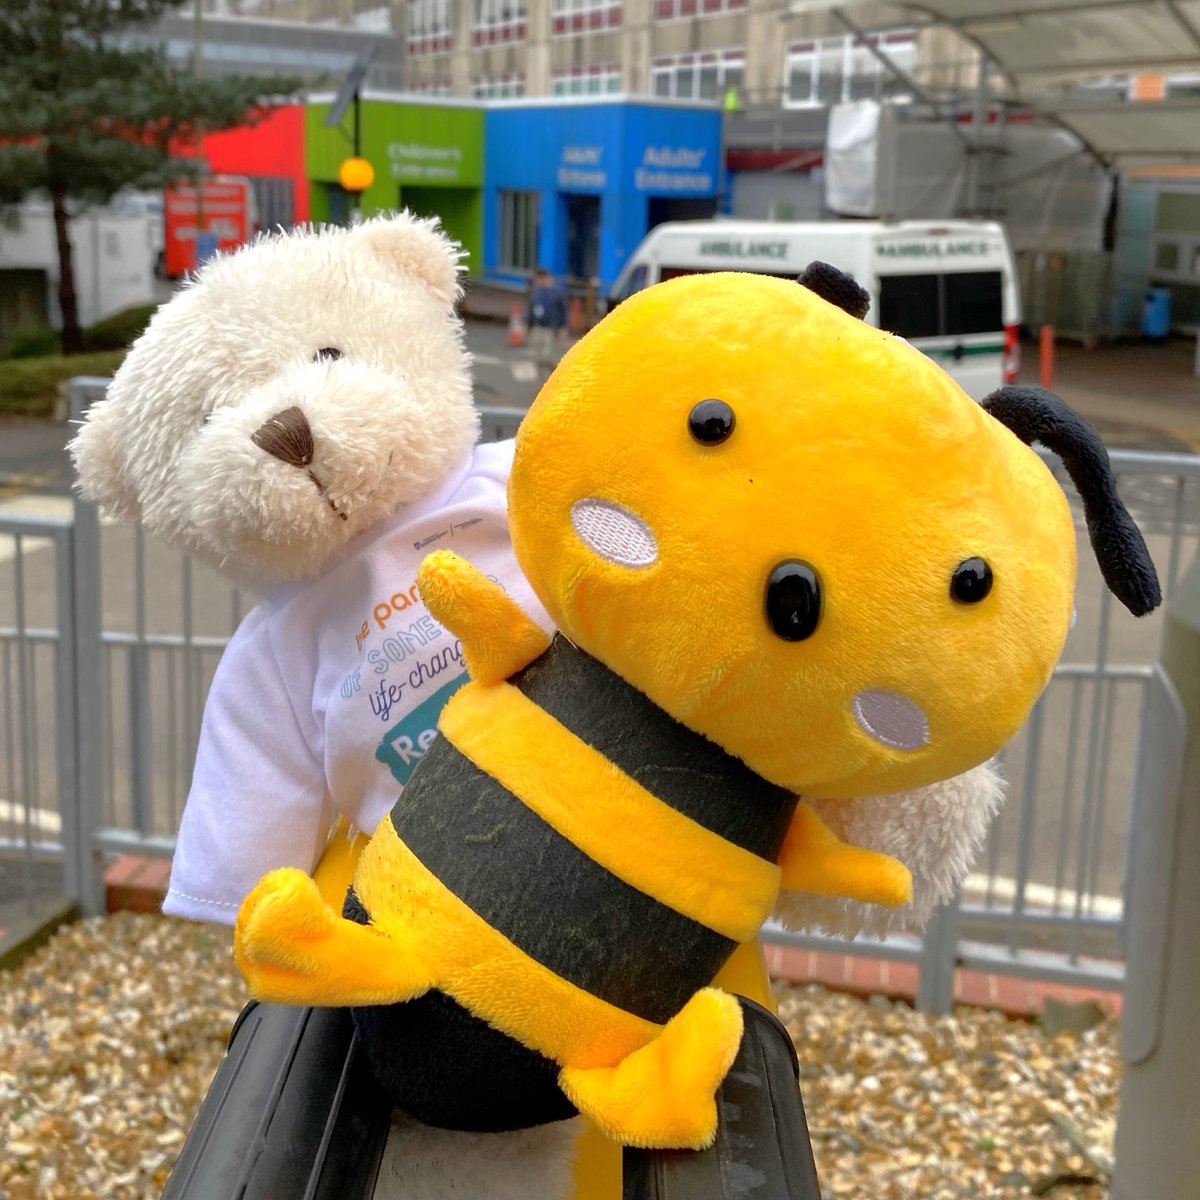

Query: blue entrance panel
[484,99,722,291]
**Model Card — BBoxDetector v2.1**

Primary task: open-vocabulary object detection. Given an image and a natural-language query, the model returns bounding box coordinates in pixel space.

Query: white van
[607,219,1021,400]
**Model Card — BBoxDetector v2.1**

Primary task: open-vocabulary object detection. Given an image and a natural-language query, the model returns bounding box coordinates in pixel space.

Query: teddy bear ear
[69,401,142,521]
[351,211,465,307]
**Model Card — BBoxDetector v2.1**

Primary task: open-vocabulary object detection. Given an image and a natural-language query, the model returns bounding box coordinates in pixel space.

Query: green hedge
[0,350,125,418]
[81,303,158,352]
[3,327,62,360]
[2,302,158,361]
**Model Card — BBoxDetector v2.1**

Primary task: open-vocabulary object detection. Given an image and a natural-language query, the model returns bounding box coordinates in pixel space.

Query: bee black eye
[688,399,735,445]
[951,558,993,604]
[313,347,343,362]
[766,561,822,641]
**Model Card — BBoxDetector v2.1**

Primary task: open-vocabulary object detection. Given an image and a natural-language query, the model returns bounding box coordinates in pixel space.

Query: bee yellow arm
[417,549,551,684]
[779,803,912,908]
[234,868,436,1007]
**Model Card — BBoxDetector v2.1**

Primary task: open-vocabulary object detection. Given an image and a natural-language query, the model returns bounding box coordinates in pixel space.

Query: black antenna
[982,386,1161,617]
[798,262,870,321]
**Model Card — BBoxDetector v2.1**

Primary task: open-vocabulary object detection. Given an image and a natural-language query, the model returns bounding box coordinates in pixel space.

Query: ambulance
[606,219,1022,400]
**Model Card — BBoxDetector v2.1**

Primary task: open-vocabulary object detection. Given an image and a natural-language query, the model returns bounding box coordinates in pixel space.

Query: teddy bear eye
[688,399,735,445]
[313,347,343,362]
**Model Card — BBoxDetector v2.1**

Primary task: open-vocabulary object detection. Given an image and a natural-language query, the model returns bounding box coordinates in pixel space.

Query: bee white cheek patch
[570,499,659,568]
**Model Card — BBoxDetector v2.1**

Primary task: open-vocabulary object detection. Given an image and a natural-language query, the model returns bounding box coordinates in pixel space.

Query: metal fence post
[63,377,110,915]
[1111,557,1200,1199]
[915,898,960,1014]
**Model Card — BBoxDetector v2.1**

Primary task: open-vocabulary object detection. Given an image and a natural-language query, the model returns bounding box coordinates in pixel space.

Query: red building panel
[201,104,309,224]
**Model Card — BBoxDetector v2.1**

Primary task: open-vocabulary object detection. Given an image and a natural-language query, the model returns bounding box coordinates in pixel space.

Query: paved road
[3,324,1198,498]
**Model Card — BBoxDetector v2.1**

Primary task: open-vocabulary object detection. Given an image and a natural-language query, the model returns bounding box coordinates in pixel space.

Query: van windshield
[878,271,1003,339]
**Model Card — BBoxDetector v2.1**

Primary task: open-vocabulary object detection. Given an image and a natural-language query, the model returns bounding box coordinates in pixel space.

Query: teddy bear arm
[417,549,551,683]
[779,803,912,908]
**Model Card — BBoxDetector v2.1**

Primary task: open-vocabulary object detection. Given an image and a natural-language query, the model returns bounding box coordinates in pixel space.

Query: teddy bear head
[70,212,478,591]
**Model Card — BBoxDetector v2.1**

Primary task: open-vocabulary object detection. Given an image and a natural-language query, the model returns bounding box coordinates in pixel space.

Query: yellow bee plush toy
[233,265,1158,1156]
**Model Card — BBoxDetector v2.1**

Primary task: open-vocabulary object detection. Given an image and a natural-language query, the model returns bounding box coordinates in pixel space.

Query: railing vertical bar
[167,644,179,829]
[984,746,1006,909]
[3,639,16,845]
[68,376,108,913]
[103,643,115,826]
[129,527,150,836]
[13,537,36,909]
[1085,676,1122,917]
[27,630,41,838]
[1166,475,1186,593]
[182,555,196,778]
[1052,677,1084,911]
[916,899,960,1015]
[53,524,81,903]
[1007,698,1045,955]
[1071,585,1114,961]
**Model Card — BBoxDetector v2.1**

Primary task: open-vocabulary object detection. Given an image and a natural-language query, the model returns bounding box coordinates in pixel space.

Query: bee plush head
[509,268,1159,800]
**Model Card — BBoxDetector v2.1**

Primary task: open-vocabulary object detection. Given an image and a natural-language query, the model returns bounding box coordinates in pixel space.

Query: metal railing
[0,377,1192,1011]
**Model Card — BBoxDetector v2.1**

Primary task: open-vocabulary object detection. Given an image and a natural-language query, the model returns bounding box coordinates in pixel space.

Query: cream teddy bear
[69,212,552,926]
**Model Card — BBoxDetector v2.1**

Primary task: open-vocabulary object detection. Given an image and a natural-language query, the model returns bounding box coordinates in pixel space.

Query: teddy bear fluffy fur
[71,213,479,592]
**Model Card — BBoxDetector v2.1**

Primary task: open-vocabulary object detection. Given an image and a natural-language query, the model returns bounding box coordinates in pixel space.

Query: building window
[408,76,454,95]
[407,0,453,55]
[472,72,526,97]
[499,190,540,272]
[784,31,916,108]
[550,63,622,95]
[654,0,746,18]
[651,48,744,101]
[473,0,527,45]
[551,0,623,36]
[354,5,394,31]
[652,0,744,16]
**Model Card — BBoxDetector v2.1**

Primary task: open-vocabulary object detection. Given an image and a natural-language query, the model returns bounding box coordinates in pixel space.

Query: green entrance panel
[305,100,485,276]
[398,187,485,276]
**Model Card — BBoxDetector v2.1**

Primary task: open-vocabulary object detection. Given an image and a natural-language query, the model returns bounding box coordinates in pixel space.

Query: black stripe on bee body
[387,734,738,1025]
[343,887,577,1131]
[510,635,798,861]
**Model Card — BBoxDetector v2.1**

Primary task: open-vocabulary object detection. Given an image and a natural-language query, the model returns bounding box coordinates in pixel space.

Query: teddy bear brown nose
[252,406,315,468]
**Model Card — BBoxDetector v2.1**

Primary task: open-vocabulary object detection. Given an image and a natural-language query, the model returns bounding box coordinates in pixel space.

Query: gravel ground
[0,914,1118,1199]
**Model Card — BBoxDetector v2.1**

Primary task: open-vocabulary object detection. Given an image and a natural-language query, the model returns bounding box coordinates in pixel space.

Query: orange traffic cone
[507,304,526,348]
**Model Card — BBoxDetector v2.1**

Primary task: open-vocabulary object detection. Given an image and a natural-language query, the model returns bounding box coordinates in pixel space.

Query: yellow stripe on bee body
[438,681,782,945]
[354,814,659,1070]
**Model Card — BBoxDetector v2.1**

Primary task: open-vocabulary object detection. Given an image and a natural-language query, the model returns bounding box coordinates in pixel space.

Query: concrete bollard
[1111,553,1200,1200]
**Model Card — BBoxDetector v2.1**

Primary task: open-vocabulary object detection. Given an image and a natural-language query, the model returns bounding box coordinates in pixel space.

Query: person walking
[526,266,568,380]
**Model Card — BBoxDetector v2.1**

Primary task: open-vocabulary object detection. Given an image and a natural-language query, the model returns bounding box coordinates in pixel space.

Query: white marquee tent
[787,0,1200,165]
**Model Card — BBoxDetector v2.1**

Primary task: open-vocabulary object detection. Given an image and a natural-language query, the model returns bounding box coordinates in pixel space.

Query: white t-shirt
[163,439,551,924]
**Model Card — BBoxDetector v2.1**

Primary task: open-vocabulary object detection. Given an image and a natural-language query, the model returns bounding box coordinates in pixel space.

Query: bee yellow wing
[778,803,912,908]
[234,868,436,1007]
[417,549,551,684]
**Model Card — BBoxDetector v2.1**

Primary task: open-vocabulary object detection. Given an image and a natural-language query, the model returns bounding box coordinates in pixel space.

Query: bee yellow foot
[558,988,744,1150]
[234,868,433,1007]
